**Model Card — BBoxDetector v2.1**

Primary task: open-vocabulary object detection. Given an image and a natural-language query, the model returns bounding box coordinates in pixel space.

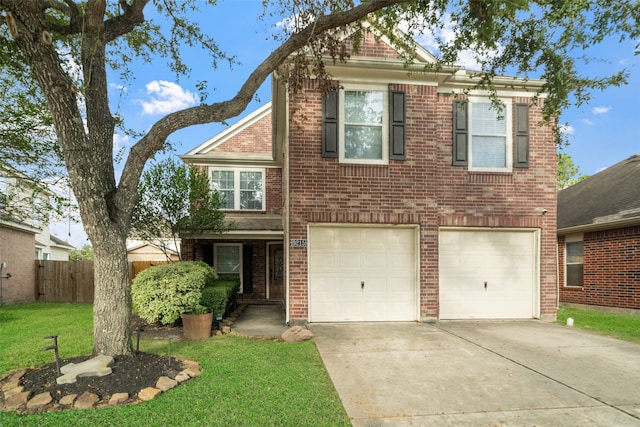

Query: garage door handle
[361,281,365,289]
[484,281,488,290]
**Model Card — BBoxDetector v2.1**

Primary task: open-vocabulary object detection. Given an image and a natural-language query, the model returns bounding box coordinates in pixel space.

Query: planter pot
[181,312,213,340]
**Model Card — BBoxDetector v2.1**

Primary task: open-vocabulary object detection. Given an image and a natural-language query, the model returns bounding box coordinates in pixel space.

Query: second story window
[341,89,387,163]
[453,98,529,171]
[0,176,7,209]
[322,84,406,163]
[33,195,41,224]
[210,168,264,211]
[469,101,511,170]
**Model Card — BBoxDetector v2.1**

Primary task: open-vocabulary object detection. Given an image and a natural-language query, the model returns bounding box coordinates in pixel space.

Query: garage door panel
[309,251,338,271]
[338,228,362,248]
[439,229,538,320]
[309,226,417,322]
[338,251,363,270]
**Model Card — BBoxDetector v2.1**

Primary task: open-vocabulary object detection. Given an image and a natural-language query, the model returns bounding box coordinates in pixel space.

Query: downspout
[282,82,291,326]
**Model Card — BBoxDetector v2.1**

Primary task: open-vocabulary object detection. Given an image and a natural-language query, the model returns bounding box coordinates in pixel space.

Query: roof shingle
[558,154,640,231]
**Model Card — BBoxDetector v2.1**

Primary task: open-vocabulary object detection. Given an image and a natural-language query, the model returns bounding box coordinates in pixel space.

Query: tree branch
[38,0,83,35]
[117,0,411,215]
[104,0,148,42]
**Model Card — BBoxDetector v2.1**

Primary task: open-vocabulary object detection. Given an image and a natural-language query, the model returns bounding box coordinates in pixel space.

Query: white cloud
[581,118,594,126]
[559,124,574,135]
[110,83,127,92]
[113,133,130,151]
[592,106,612,115]
[136,80,197,115]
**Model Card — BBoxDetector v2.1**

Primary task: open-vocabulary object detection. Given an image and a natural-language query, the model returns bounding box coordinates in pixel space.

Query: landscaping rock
[4,385,24,398]
[26,392,52,409]
[221,326,232,334]
[4,390,30,410]
[156,376,178,391]
[178,359,201,377]
[183,367,201,378]
[59,394,77,406]
[281,326,314,342]
[74,391,100,409]
[109,393,129,406]
[174,372,190,383]
[138,387,161,401]
[2,370,26,392]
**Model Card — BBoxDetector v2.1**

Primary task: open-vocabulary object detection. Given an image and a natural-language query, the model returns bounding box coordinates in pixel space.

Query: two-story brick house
[181,28,558,323]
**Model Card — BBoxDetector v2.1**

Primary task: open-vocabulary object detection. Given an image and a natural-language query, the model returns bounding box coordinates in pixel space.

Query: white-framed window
[209,168,264,211]
[214,243,243,291]
[468,97,512,172]
[339,85,388,164]
[32,195,41,223]
[565,234,584,287]
[0,176,8,209]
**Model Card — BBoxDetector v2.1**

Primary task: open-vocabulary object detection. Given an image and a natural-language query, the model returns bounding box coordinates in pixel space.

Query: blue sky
[52,1,640,247]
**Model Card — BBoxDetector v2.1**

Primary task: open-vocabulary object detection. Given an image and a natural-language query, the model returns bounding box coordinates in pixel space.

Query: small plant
[132,261,217,325]
[189,304,210,315]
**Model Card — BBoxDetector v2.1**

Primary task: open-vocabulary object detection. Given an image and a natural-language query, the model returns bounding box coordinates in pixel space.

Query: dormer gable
[181,102,277,167]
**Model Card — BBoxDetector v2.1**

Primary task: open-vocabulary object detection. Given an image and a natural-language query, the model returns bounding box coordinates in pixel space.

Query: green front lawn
[556,307,640,343]
[0,302,350,426]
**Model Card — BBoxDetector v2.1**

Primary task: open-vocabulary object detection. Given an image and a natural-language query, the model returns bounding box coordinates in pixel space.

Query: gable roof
[558,154,640,233]
[50,234,75,250]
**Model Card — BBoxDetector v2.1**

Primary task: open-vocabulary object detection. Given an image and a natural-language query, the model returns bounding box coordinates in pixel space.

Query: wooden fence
[36,260,94,303]
[35,260,172,303]
[130,260,171,279]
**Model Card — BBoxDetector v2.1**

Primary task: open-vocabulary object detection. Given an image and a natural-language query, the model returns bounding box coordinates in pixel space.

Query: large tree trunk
[92,230,133,356]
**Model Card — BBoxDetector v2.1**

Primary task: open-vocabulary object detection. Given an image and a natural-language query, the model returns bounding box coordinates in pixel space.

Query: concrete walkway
[231,304,289,338]
[309,321,640,426]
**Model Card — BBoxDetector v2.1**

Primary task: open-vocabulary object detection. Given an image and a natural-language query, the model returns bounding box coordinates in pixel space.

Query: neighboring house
[0,167,74,304]
[126,239,181,262]
[48,234,75,261]
[35,229,75,261]
[181,28,558,323]
[0,169,44,304]
[558,154,640,314]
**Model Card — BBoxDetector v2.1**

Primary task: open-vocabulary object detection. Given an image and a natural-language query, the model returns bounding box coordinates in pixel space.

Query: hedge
[201,280,240,318]
[131,261,217,325]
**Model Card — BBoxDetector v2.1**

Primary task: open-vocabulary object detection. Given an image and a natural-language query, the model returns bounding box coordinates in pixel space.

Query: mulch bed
[20,352,183,400]
[1,315,192,414]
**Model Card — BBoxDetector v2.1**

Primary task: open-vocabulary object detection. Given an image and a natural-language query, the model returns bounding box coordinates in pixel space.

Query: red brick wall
[559,226,640,310]
[208,113,272,156]
[0,226,36,304]
[265,168,282,215]
[286,81,558,321]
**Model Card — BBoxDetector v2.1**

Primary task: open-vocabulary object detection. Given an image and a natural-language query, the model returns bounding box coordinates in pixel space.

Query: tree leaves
[130,158,227,260]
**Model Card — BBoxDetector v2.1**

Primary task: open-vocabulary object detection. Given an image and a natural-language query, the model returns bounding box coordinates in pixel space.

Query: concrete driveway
[309,321,640,426]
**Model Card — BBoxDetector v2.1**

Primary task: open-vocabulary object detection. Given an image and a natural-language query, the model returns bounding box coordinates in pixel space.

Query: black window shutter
[322,90,339,158]
[389,90,406,160]
[452,100,468,166]
[514,103,530,168]
[242,245,253,293]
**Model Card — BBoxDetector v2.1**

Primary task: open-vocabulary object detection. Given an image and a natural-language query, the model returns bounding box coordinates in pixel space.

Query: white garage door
[439,229,539,319]
[308,225,417,322]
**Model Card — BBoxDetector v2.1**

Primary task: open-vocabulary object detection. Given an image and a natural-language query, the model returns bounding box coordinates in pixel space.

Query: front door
[269,243,284,299]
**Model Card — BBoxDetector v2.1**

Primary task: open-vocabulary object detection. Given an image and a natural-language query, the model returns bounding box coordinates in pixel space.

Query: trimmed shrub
[132,261,218,325]
[200,280,241,317]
